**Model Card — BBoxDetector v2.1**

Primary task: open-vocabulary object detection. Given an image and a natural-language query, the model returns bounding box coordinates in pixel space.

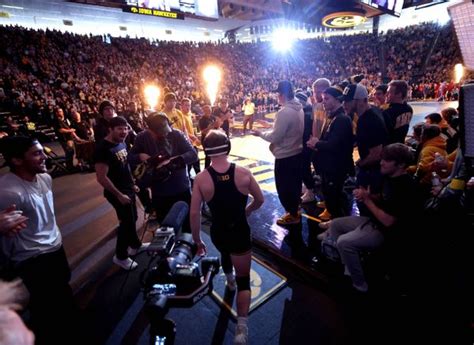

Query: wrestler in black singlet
[206,163,251,254]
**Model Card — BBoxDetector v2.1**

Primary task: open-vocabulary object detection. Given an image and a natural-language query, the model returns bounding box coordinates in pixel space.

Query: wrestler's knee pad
[236,276,250,291]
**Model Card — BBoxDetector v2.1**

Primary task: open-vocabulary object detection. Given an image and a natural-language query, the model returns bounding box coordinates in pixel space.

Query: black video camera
[142,202,220,345]
[149,154,185,183]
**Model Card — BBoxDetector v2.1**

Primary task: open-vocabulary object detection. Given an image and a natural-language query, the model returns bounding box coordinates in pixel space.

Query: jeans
[329,216,384,290]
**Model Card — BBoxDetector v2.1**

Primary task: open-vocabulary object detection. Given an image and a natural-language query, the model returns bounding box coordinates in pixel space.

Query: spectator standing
[253,81,304,226]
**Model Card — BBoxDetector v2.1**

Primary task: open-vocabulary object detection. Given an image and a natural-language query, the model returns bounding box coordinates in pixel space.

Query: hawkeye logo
[322,11,366,29]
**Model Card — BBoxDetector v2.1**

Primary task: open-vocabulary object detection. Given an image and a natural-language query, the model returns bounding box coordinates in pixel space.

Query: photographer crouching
[129,112,198,233]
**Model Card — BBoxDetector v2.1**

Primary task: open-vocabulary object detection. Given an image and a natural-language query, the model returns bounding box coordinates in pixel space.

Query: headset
[203,130,231,157]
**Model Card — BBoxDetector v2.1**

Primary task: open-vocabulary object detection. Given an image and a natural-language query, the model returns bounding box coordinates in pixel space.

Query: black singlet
[206,163,251,254]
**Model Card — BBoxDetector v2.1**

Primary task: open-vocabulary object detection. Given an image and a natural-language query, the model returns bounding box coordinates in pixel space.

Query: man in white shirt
[0,136,77,345]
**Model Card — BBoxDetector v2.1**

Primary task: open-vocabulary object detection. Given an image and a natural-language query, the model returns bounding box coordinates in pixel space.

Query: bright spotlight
[272,29,294,52]
[203,65,221,106]
[144,85,160,111]
[454,63,464,84]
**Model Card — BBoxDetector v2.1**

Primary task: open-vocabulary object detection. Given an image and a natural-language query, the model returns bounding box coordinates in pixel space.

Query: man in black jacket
[307,86,354,218]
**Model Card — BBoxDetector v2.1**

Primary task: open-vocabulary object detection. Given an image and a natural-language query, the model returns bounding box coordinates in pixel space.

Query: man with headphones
[129,112,198,232]
[190,129,264,345]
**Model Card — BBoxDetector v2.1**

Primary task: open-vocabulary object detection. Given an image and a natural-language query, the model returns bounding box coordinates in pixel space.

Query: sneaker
[317,230,329,241]
[127,242,151,256]
[276,212,301,226]
[319,220,332,230]
[113,256,138,270]
[316,201,326,208]
[234,324,248,345]
[318,208,331,221]
[301,190,315,203]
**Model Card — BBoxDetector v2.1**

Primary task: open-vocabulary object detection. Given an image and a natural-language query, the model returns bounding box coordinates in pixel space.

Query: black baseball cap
[273,80,294,97]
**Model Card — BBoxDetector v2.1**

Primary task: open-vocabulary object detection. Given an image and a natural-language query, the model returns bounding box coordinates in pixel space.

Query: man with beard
[129,113,198,232]
[0,136,78,345]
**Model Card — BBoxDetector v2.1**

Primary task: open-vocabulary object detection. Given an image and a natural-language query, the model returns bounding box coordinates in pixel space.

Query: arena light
[144,85,160,110]
[203,65,221,106]
[454,63,464,84]
[272,28,294,52]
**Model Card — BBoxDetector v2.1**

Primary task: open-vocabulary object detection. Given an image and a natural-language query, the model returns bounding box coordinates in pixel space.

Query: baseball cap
[146,112,172,136]
[273,80,294,97]
[164,92,177,102]
[323,86,344,101]
[99,100,115,115]
[342,84,368,102]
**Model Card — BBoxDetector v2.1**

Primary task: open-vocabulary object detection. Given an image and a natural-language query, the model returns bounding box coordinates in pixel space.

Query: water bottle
[431,172,441,187]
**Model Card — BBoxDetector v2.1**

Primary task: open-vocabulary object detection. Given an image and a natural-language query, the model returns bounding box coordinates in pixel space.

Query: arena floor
[2,101,463,344]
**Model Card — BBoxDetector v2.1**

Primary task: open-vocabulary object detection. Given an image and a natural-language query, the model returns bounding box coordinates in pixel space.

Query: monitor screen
[360,0,404,17]
[126,0,218,19]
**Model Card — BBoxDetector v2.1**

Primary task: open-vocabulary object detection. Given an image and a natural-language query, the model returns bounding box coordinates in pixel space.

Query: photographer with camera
[94,116,148,270]
[129,112,198,233]
[190,130,264,345]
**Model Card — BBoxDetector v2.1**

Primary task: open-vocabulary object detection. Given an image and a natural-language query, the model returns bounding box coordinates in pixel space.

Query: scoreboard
[124,0,218,20]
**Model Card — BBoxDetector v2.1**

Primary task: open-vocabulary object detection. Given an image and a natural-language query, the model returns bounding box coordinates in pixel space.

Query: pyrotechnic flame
[454,64,464,84]
[144,85,160,111]
[203,66,221,106]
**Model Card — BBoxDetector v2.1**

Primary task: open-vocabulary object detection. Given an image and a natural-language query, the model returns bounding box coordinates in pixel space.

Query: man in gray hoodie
[253,81,304,225]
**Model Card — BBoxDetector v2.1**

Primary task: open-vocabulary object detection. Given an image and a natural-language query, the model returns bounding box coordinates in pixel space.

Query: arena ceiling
[0,0,453,41]
[67,0,425,22]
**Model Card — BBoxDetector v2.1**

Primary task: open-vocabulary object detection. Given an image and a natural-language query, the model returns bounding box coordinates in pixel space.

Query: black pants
[274,153,302,216]
[15,246,78,345]
[302,147,315,190]
[60,140,75,170]
[153,190,191,233]
[321,172,349,218]
[105,192,142,259]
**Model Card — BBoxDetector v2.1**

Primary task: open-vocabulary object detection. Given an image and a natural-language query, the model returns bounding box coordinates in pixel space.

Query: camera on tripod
[141,201,220,345]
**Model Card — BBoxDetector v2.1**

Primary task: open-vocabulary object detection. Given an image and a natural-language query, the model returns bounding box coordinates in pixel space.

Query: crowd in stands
[0,21,464,133]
